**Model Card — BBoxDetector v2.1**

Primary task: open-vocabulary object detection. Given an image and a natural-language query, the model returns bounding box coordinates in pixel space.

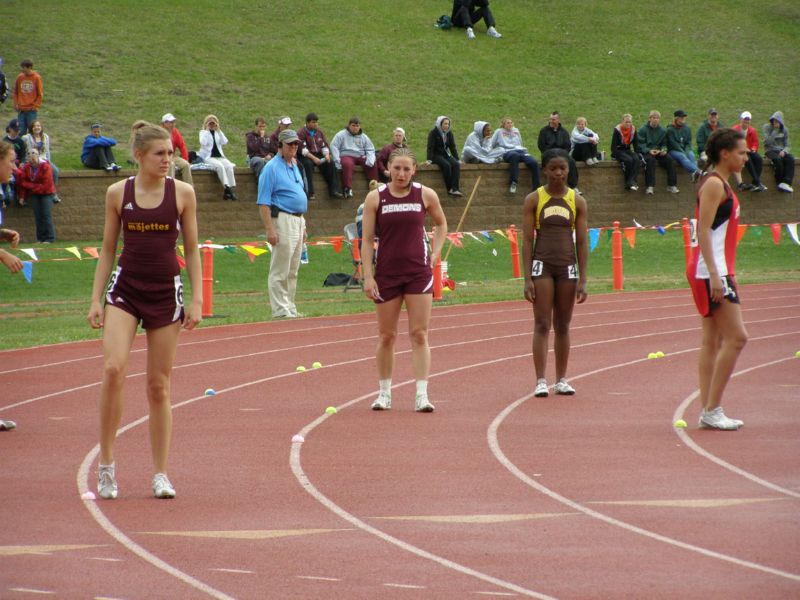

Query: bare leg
[705,301,748,411]
[99,307,139,465]
[404,294,433,381]
[145,322,181,474]
[375,296,403,380]
[532,276,555,380]
[697,316,720,411]
[552,280,578,381]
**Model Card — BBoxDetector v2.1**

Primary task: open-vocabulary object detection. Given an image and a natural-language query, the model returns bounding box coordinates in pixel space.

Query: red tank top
[688,172,739,279]
[118,176,180,279]
[374,182,430,277]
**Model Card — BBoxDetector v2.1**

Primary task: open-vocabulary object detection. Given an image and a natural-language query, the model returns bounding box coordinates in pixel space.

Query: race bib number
[689,218,698,247]
[105,267,121,301]
[531,260,543,277]
[721,277,736,299]
[567,264,578,279]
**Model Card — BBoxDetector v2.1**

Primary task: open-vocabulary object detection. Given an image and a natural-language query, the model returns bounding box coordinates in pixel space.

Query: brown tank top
[532,186,576,268]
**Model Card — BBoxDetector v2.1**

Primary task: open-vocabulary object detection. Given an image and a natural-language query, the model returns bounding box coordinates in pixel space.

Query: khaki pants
[268,212,305,318]
[169,156,194,185]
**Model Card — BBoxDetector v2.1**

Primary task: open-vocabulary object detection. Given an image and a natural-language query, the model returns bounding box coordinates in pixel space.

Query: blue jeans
[30,194,56,242]
[503,150,540,189]
[17,110,38,137]
[669,150,698,175]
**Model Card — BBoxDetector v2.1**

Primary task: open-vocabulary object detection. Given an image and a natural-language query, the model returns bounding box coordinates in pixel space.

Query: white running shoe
[698,407,742,430]
[371,393,392,411]
[466,27,476,40]
[554,378,576,395]
[534,379,549,397]
[415,395,435,413]
[98,464,118,499]
[778,182,794,193]
[667,185,680,194]
[0,419,16,431]
[509,182,517,194]
[645,186,654,195]
[487,26,502,38]
[152,473,176,499]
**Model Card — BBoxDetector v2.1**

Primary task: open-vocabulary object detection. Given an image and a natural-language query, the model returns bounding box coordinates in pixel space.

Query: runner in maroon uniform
[522,148,588,398]
[688,128,749,430]
[361,147,447,412]
[88,121,202,499]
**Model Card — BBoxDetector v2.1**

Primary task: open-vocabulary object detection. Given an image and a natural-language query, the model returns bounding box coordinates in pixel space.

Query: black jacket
[427,128,459,161]
[611,126,641,158]
[537,125,571,155]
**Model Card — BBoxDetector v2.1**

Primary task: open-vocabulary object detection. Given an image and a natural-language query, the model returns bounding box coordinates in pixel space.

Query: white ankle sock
[379,379,391,395]
[416,380,428,397]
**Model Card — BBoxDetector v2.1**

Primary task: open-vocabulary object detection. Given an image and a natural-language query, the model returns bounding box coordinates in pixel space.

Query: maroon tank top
[118,176,180,279]
[375,182,430,277]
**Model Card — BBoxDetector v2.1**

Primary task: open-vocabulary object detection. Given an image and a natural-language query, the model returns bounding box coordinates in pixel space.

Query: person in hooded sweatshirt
[330,116,378,198]
[491,117,540,194]
[762,111,794,193]
[462,121,505,164]
[426,116,462,197]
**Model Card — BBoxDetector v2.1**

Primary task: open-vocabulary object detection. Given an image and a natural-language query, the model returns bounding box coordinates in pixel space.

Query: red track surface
[1,283,799,599]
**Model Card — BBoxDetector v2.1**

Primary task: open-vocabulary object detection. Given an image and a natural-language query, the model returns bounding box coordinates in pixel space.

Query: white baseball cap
[739,111,752,120]
[278,116,292,126]
[161,113,177,122]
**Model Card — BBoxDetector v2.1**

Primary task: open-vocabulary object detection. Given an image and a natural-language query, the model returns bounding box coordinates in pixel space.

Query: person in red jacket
[16,148,56,243]
[160,113,193,186]
[731,111,766,192]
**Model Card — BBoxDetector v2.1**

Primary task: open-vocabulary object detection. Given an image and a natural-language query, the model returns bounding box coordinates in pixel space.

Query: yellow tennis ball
[647,353,658,359]
[795,350,800,358]
[325,406,337,415]
[656,351,665,358]
[296,366,306,372]
[673,419,687,428]
[312,361,322,369]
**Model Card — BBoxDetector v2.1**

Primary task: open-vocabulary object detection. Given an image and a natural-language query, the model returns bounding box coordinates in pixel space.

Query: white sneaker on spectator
[97,463,118,499]
[699,407,742,430]
[667,186,680,194]
[152,473,176,499]
[509,182,517,194]
[629,185,639,191]
[778,182,793,193]
[371,393,391,411]
[415,395,435,413]
[554,378,576,395]
[534,379,549,397]
[645,186,654,195]
[466,27,475,40]
[487,26,502,38]
[585,158,595,166]
[573,187,582,195]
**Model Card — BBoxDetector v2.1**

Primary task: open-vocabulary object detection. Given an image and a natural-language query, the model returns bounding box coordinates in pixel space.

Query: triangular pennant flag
[241,245,268,257]
[664,221,680,230]
[623,228,637,249]
[606,229,613,242]
[176,254,186,269]
[770,224,781,244]
[466,232,484,243]
[83,246,99,259]
[224,245,237,254]
[633,219,643,228]
[736,224,748,245]
[447,233,463,247]
[480,230,494,242]
[331,236,344,253]
[177,244,184,256]
[656,226,666,235]
[247,252,256,264]
[786,223,799,245]
[493,229,508,239]
[589,228,600,252]
[65,246,82,260]
[22,261,33,283]
[20,248,38,261]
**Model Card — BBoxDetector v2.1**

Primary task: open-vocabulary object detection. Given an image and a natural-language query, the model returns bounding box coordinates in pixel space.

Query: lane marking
[372,513,577,523]
[0,544,106,556]
[586,497,786,508]
[209,568,255,575]
[88,557,124,562]
[473,592,519,597]
[138,529,351,540]
[673,356,800,499]
[7,589,55,595]
[384,583,426,589]
[296,575,341,582]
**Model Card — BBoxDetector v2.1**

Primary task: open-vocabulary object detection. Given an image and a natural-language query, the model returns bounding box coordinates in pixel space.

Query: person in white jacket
[462,121,505,164]
[570,117,601,166]
[491,117,540,193]
[330,117,378,198]
[198,114,237,200]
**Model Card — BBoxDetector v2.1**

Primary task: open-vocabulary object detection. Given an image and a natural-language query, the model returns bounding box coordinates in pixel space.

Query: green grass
[3,1,798,170]
[0,228,796,350]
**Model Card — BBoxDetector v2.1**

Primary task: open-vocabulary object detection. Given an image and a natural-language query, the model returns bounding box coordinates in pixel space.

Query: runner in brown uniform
[361,148,447,412]
[522,148,589,397]
[88,121,202,500]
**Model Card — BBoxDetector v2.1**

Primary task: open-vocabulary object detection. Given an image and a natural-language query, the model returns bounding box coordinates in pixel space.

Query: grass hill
[3,0,799,169]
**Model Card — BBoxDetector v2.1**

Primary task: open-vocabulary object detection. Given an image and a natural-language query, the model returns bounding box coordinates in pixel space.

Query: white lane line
[209,568,255,574]
[7,589,55,595]
[672,356,800,499]
[383,583,426,589]
[487,332,800,583]
[473,592,519,597]
[296,575,341,582]
[88,557,124,562]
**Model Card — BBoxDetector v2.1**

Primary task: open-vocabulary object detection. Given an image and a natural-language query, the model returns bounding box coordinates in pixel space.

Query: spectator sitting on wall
[731,111,766,192]
[297,112,341,199]
[270,116,293,156]
[198,114,238,200]
[160,113,193,186]
[696,108,723,164]
[22,121,61,202]
[762,110,794,193]
[246,116,273,180]
[81,123,120,172]
[666,109,702,182]
[538,111,579,191]
[426,116,462,197]
[570,117,600,166]
[330,117,378,198]
[377,128,408,183]
[451,0,502,40]
[610,113,642,191]
[491,117,540,193]
[4,119,27,165]
[638,110,679,195]
[462,120,504,164]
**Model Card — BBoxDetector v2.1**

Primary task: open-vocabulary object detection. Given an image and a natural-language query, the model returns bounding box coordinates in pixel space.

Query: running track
[1,283,798,599]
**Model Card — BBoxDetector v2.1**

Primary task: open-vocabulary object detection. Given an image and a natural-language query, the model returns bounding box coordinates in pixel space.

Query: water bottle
[300,243,309,264]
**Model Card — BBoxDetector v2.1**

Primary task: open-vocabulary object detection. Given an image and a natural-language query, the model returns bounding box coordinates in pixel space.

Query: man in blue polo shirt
[257,129,308,319]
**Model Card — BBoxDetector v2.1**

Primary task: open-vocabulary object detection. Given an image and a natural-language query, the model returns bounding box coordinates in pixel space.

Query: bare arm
[574,194,589,303]
[177,181,203,329]
[696,177,725,302]
[87,182,123,328]
[422,186,448,266]
[522,191,539,303]
[360,190,380,299]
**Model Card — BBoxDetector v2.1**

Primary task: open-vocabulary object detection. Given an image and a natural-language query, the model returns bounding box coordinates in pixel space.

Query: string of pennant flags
[9,221,799,284]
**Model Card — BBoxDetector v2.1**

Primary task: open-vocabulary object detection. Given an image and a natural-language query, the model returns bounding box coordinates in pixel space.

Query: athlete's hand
[0,249,22,273]
[709,274,724,303]
[363,276,381,302]
[0,228,20,248]
[87,300,104,329]
[576,280,588,304]
[523,279,535,303]
[183,300,203,330]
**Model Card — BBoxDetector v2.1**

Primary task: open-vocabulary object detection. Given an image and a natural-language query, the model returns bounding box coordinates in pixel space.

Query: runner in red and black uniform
[88,121,202,500]
[522,148,589,398]
[361,147,447,412]
[687,128,749,430]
